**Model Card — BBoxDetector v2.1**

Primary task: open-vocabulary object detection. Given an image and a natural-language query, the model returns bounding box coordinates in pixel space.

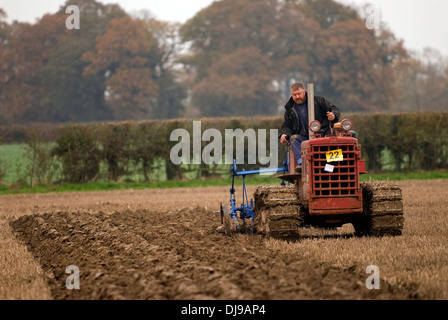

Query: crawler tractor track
[253,185,305,240]
[355,181,404,236]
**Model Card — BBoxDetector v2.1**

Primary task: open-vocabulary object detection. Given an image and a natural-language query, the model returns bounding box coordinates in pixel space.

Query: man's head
[290,82,306,104]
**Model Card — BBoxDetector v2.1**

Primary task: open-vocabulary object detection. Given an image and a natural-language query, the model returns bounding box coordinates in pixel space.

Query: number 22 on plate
[326,149,343,162]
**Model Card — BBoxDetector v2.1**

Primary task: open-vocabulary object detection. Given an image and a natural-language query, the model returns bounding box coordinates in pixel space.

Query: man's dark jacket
[280,93,341,139]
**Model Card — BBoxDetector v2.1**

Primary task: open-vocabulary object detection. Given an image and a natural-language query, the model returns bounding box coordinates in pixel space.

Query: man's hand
[327,111,335,121]
[280,134,289,144]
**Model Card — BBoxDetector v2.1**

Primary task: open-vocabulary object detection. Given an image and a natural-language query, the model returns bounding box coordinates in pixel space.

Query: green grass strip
[0,170,447,195]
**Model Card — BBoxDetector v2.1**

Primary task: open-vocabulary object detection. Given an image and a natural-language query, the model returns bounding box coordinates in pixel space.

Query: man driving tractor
[279,82,341,173]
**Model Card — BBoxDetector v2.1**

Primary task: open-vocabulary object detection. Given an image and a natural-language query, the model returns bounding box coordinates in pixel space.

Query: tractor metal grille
[311,144,357,196]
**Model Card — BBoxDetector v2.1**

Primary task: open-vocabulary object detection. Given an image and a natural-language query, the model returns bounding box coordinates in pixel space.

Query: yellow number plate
[326,149,343,162]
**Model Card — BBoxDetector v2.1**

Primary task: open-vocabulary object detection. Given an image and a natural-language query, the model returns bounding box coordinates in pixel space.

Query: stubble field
[0,179,447,300]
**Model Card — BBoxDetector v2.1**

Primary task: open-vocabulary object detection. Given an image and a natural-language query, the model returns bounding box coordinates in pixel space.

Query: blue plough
[219,158,289,235]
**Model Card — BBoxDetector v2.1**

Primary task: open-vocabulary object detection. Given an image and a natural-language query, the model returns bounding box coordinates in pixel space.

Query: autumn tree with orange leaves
[180,0,408,114]
[82,16,158,120]
[0,0,185,124]
[38,0,127,123]
[0,12,67,124]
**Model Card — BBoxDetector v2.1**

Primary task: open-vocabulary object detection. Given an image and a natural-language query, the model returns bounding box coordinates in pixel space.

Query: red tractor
[219,86,403,239]
[252,118,404,239]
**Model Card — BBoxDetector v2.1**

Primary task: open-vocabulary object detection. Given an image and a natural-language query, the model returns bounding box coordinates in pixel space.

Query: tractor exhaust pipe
[307,83,315,139]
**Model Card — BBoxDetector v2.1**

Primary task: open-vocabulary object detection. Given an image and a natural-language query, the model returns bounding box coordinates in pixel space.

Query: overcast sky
[1,0,447,57]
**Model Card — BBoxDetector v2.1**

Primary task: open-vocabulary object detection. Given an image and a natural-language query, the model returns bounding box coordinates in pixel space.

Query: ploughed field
[1,179,447,300]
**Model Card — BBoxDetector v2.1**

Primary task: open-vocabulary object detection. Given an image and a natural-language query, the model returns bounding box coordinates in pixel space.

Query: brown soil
[10,202,412,300]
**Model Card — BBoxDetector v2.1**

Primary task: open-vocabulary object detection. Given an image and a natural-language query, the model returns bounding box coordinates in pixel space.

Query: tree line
[1,0,447,126]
